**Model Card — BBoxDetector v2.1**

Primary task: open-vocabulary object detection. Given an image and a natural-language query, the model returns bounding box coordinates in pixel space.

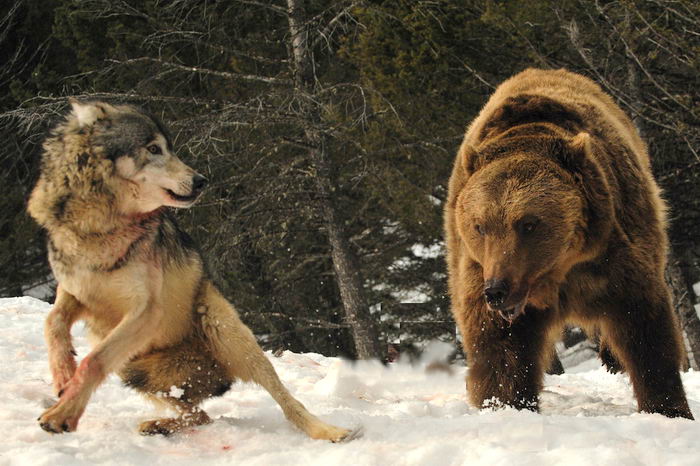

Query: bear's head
[454,131,612,321]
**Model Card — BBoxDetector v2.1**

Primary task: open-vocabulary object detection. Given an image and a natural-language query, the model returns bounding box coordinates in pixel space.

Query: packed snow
[2,296,700,465]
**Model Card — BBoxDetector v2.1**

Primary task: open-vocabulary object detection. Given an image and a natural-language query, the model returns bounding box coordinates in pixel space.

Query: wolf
[27,100,353,439]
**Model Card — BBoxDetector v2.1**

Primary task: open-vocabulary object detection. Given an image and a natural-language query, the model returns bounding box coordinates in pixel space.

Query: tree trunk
[286,0,381,359]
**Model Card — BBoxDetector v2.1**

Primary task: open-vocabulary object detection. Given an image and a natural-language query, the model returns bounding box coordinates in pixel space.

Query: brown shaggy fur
[444,68,692,419]
[28,101,353,439]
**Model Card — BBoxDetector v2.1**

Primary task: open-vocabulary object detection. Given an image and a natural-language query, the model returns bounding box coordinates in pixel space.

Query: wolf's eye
[475,224,485,236]
[147,144,161,155]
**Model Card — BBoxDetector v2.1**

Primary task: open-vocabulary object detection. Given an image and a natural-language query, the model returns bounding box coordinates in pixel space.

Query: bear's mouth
[497,300,527,323]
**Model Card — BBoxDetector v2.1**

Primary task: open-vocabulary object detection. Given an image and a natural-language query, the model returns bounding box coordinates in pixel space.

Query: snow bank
[2,297,700,465]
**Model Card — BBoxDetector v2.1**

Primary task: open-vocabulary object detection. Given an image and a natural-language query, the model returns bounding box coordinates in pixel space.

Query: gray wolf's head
[69,100,207,213]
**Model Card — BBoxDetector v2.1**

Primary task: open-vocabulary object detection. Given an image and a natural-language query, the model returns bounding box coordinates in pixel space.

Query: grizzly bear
[444,68,693,419]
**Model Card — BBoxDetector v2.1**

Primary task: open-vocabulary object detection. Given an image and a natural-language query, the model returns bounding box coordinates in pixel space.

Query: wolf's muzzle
[192,174,208,194]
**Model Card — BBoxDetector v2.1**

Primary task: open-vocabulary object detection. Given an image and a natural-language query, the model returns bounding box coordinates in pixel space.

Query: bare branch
[311,1,362,50]
[234,0,287,16]
[593,1,694,115]
[106,57,292,85]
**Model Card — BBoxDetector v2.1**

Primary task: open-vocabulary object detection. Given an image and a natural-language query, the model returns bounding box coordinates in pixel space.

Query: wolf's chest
[55,259,153,320]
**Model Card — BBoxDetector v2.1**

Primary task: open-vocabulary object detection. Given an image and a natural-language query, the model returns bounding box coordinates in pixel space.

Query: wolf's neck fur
[43,205,165,273]
[28,131,165,272]
[37,190,165,272]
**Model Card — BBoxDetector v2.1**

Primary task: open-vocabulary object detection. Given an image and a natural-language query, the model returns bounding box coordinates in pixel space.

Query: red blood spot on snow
[222,445,232,451]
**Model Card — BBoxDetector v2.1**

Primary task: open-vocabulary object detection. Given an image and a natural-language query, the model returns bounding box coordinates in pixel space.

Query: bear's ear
[69,99,109,127]
[459,141,481,176]
[561,132,607,190]
[562,132,593,173]
[562,132,613,257]
[568,131,591,153]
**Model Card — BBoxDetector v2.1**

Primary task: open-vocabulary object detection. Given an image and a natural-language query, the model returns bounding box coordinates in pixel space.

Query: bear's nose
[484,279,510,308]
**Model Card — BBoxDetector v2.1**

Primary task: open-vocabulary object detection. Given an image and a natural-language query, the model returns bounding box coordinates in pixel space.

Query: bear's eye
[147,144,161,155]
[518,217,539,235]
[475,224,485,236]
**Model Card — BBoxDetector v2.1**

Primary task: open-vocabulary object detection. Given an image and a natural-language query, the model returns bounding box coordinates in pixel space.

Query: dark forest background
[1,0,699,364]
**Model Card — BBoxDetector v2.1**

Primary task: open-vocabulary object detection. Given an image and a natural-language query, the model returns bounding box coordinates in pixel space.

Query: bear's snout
[484,278,510,309]
[483,276,529,321]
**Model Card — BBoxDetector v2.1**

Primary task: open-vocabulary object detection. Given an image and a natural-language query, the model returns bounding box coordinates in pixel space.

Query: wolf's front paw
[49,347,77,397]
[38,398,84,434]
[51,353,77,396]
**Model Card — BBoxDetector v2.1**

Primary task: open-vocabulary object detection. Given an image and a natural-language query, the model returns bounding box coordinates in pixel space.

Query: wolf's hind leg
[199,283,352,442]
[120,338,231,435]
[139,396,212,436]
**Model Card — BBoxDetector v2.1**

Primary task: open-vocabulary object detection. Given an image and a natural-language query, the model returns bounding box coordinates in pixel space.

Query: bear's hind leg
[601,288,692,419]
[599,340,624,374]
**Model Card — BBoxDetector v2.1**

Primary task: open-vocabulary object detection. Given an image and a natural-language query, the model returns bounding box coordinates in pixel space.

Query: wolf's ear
[69,99,108,127]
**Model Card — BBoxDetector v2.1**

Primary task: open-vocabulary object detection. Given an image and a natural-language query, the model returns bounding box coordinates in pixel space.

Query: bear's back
[465,68,649,172]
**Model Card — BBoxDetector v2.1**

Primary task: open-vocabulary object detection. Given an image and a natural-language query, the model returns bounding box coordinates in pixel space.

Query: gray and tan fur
[28,100,352,440]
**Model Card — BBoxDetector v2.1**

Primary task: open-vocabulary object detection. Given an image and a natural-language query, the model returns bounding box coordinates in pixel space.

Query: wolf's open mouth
[165,188,197,203]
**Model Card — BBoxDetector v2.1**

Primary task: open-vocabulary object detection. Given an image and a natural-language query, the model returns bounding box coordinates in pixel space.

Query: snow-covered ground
[3,296,700,466]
